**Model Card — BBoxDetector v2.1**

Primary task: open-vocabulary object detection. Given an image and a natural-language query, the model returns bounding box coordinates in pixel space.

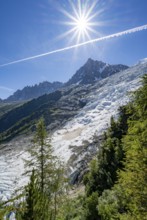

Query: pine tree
[21,169,38,220]
[21,118,67,220]
[24,118,57,195]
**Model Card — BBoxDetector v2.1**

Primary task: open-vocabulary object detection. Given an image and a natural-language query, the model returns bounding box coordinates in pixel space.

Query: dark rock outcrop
[66,58,128,86]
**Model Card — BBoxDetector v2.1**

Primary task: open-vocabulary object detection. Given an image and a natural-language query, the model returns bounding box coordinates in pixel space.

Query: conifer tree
[21,169,38,220]
[24,118,57,195]
[21,118,67,220]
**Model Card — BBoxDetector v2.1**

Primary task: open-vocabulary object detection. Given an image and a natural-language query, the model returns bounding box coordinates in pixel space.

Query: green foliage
[17,118,67,220]
[0,201,7,219]
[21,169,51,220]
[97,74,147,219]
[0,91,62,141]
[82,105,131,219]
[84,105,130,197]
[0,102,24,118]
[98,186,128,220]
[84,192,100,220]
[83,75,147,219]
[134,74,147,118]
[57,195,86,220]
[116,123,147,218]
[24,118,57,195]
[21,169,38,219]
[114,75,147,219]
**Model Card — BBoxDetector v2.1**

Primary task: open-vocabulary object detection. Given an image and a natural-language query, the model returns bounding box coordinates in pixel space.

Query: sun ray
[60,0,104,44]
[77,0,82,18]
[55,27,77,41]
[60,8,77,23]
[85,1,97,18]
[69,1,77,17]
[53,1,99,45]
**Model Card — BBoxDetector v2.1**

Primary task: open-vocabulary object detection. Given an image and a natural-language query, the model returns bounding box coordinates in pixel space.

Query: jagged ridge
[5,81,63,102]
[3,59,128,102]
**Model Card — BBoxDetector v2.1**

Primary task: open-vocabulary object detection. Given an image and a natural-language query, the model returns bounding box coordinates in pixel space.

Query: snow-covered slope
[0,138,30,201]
[51,60,147,163]
[0,59,147,200]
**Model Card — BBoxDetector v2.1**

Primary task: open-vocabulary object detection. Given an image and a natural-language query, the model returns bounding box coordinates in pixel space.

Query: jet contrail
[0,24,147,67]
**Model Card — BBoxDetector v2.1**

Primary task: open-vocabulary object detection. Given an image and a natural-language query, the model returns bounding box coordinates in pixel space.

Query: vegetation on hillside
[82,74,147,220]
[0,101,25,118]
[0,86,87,142]
[0,91,62,142]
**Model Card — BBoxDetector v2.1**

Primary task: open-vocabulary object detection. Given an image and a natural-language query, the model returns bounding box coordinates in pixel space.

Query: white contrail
[0,24,147,67]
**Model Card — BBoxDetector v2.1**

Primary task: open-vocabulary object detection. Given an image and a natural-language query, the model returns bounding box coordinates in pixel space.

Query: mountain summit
[66,58,129,85]
[4,59,128,102]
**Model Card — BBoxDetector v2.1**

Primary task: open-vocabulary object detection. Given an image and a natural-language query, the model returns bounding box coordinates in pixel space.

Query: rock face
[5,81,63,102]
[66,58,129,85]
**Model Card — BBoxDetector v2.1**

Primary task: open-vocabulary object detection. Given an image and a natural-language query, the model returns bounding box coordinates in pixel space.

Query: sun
[59,1,101,44]
[71,13,91,42]
[75,16,89,33]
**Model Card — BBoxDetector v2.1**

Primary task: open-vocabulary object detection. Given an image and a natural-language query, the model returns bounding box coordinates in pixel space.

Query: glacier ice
[0,59,147,200]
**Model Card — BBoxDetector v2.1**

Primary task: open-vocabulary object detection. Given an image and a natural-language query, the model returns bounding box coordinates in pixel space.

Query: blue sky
[0,0,147,99]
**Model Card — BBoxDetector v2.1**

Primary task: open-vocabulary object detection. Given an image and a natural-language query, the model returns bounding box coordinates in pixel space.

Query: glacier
[51,60,147,162]
[0,59,147,200]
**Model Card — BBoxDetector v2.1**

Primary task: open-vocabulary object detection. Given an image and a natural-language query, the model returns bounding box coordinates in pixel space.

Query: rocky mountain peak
[84,58,106,71]
[66,58,129,86]
[86,57,105,65]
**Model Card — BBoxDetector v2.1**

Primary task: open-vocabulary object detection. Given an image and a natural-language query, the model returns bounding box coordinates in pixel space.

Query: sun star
[75,16,89,32]
[60,1,100,44]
